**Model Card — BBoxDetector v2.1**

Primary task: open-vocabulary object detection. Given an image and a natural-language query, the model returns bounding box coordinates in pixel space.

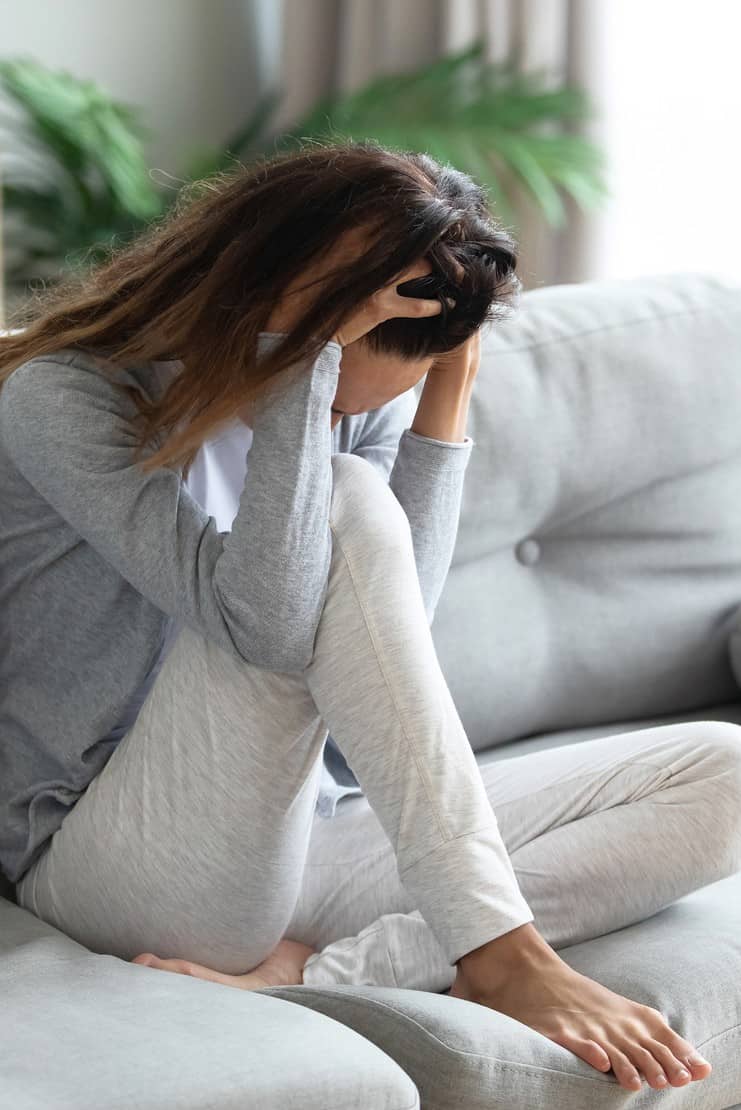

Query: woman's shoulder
[1,347,119,412]
[2,346,172,411]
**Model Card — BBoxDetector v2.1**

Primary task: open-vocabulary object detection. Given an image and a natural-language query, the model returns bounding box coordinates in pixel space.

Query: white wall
[0,0,280,180]
[588,0,741,284]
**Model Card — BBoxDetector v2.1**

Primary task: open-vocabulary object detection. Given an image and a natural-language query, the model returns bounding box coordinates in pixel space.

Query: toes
[158,958,198,975]
[684,1053,712,1077]
[129,951,265,990]
[130,953,190,975]
[149,956,242,984]
[603,1045,643,1091]
[643,1039,695,1086]
[575,1039,612,1072]
[131,953,159,967]
[622,1043,670,1091]
[668,1063,693,1086]
[547,1029,613,1075]
[649,1022,712,1080]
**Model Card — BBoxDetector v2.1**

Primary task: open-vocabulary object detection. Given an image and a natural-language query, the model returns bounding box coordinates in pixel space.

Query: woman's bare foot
[450,923,712,1094]
[131,938,316,991]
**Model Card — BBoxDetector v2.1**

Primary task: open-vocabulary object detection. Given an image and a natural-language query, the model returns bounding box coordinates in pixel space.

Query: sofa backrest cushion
[429,271,741,750]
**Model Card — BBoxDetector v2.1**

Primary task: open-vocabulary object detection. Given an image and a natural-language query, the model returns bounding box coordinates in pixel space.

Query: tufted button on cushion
[430,273,741,755]
[515,538,541,565]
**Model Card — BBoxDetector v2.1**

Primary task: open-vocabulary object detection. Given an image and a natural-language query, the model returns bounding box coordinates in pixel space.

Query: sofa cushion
[266,698,741,1109]
[263,869,741,1110]
[427,272,741,752]
[473,696,741,768]
[0,897,419,1110]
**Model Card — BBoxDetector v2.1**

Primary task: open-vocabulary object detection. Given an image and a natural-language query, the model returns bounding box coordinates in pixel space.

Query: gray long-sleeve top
[0,334,473,885]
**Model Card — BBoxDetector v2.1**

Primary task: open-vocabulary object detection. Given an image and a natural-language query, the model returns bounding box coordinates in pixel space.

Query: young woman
[1,141,739,1095]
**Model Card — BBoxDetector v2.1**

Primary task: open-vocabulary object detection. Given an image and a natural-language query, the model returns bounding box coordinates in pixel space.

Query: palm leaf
[0,58,162,220]
[0,57,164,285]
[266,37,607,229]
[2,37,609,301]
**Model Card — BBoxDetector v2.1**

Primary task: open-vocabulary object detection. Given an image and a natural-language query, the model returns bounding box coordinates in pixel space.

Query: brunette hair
[0,139,521,476]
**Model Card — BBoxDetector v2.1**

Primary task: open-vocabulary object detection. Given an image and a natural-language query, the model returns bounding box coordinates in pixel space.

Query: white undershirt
[160,415,255,654]
[183,416,254,531]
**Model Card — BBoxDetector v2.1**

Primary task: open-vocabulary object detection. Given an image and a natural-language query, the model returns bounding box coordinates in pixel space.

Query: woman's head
[0,139,521,475]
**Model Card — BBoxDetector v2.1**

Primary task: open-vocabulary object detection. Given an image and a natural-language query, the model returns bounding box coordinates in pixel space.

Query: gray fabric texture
[15,449,534,970]
[265,704,741,1109]
[426,271,741,753]
[0,332,472,884]
[292,718,741,991]
[3,271,741,1110]
[0,898,419,1110]
[265,860,741,1110]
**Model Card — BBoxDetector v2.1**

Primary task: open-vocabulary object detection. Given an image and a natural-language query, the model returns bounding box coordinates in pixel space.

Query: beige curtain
[270,0,608,288]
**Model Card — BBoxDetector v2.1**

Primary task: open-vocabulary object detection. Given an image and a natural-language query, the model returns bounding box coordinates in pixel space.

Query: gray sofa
[2,271,740,1109]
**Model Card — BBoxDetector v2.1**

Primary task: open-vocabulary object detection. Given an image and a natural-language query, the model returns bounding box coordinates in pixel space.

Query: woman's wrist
[411,367,474,443]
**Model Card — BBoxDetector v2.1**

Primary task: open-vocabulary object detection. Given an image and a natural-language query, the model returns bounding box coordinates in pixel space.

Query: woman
[1,141,738,1095]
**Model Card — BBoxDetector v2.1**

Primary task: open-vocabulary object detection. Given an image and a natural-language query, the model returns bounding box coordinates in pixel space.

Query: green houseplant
[0,39,608,321]
[0,58,164,301]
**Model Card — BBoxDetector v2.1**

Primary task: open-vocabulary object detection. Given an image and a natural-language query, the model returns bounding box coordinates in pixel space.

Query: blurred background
[1,0,739,327]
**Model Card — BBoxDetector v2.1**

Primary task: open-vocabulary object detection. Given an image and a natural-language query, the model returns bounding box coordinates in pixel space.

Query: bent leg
[14,617,330,973]
[291,719,741,990]
[15,451,531,971]
[302,453,533,963]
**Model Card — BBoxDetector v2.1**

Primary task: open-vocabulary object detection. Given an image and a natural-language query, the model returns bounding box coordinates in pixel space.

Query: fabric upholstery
[264,862,741,1110]
[264,269,741,1110]
[3,271,741,1108]
[426,272,741,751]
[264,700,741,1108]
[0,897,419,1110]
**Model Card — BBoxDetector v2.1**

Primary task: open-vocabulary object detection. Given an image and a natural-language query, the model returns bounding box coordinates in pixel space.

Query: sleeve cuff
[257,332,342,375]
[400,428,475,470]
[258,332,343,356]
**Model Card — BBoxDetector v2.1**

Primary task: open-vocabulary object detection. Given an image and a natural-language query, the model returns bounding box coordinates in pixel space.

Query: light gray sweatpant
[16,453,741,992]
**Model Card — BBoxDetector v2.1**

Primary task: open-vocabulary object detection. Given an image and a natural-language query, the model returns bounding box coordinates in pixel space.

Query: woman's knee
[329,453,412,550]
[696,720,741,770]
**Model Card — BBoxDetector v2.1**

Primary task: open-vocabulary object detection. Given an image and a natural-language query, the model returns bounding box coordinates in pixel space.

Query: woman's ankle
[456,922,556,995]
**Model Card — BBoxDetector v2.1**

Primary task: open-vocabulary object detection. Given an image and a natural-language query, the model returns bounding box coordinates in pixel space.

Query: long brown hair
[0,140,521,477]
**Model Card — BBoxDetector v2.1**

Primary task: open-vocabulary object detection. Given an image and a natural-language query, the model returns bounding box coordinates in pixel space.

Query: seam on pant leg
[328,520,450,845]
[397,821,505,879]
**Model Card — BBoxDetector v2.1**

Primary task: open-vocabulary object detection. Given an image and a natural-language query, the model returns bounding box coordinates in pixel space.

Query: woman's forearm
[410,368,474,444]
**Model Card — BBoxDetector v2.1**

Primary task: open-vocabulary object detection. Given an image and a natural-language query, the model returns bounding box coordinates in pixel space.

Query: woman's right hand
[450,924,711,1093]
[264,225,445,348]
[328,257,444,348]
